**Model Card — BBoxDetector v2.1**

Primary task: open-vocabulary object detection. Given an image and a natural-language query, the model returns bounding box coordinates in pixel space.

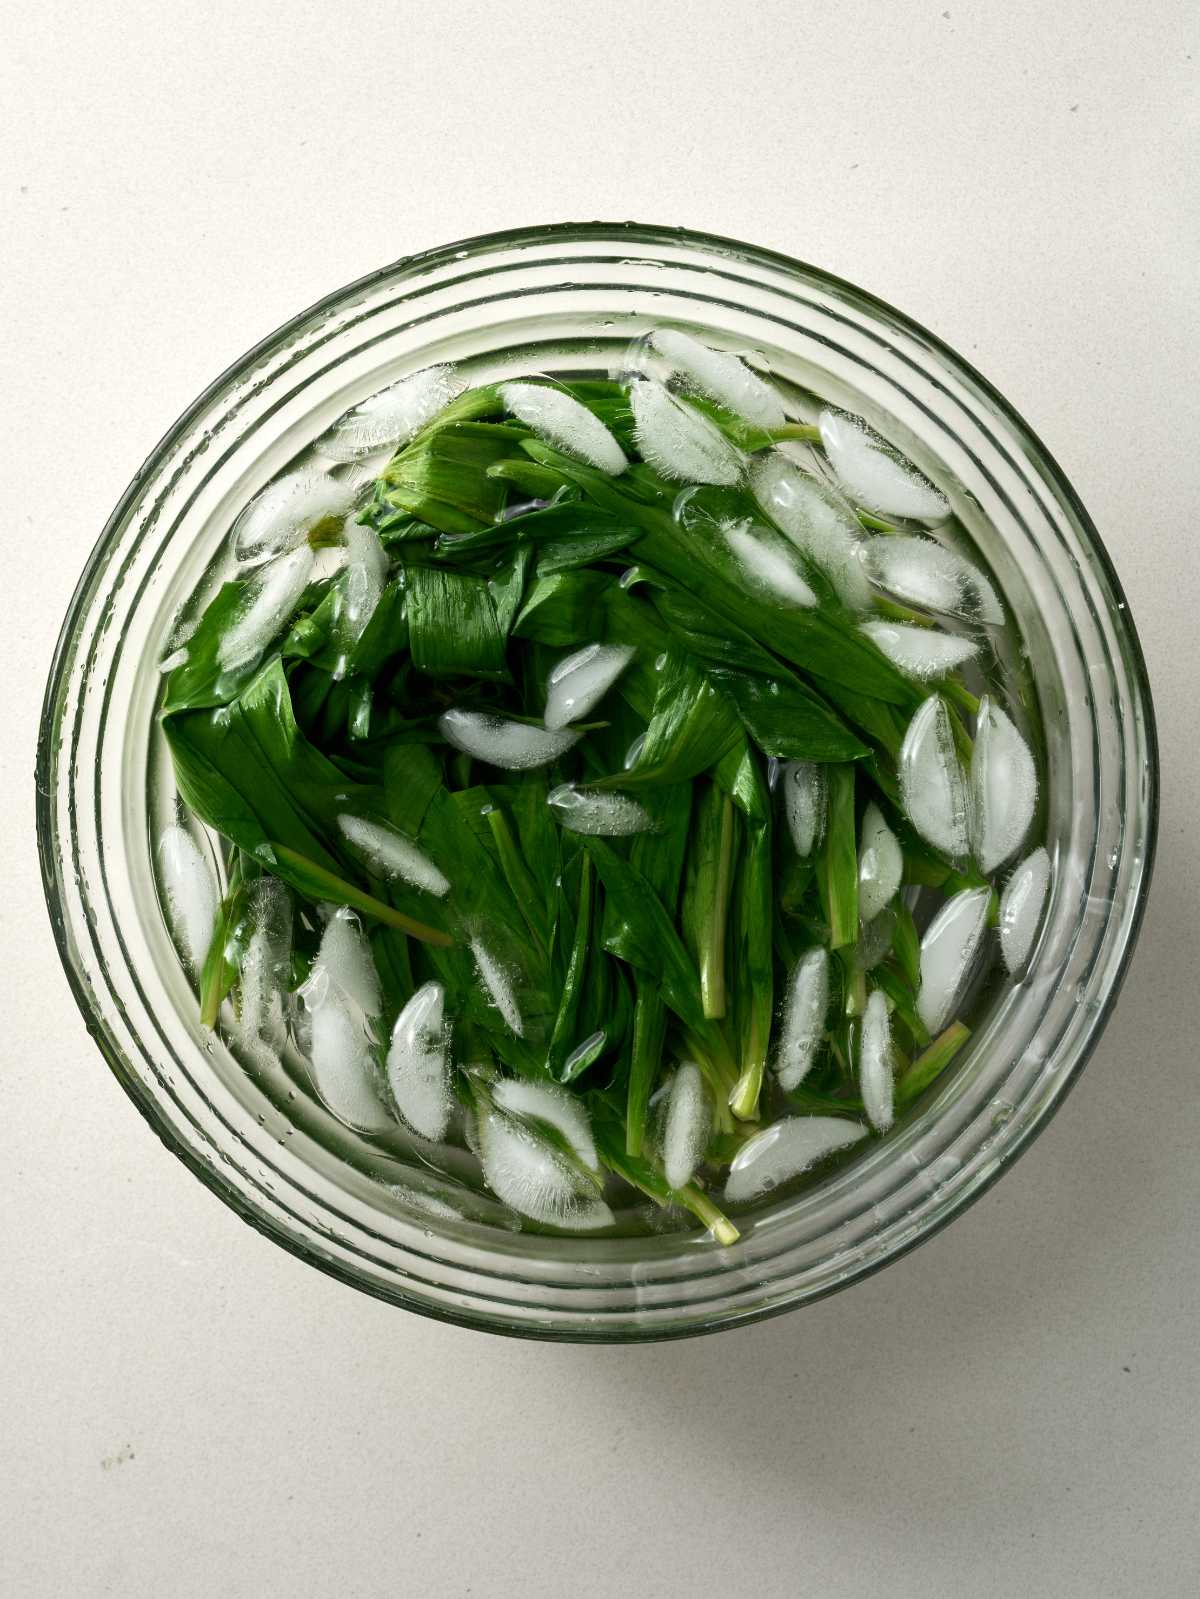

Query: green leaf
[377,421,526,534]
[536,528,640,574]
[582,836,711,1040]
[404,563,510,680]
[160,581,259,714]
[591,1104,739,1244]
[513,570,611,646]
[728,817,774,1120]
[611,653,741,789]
[625,983,667,1157]
[382,743,443,836]
[896,1021,970,1106]
[547,854,593,1079]
[681,785,738,1020]
[817,763,859,949]
[706,666,869,762]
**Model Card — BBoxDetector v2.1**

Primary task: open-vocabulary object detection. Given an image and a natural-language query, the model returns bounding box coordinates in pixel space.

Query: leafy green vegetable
[160,349,1029,1239]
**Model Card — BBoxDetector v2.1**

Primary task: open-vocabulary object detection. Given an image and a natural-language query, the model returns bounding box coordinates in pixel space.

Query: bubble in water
[499,381,627,475]
[231,470,354,567]
[858,802,903,923]
[749,452,870,610]
[217,546,315,673]
[543,642,635,730]
[491,1077,600,1174]
[439,708,580,770]
[158,825,217,973]
[969,696,1037,872]
[315,364,465,462]
[917,887,992,1034]
[337,814,450,897]
[650,327,786,429]
[783,760,827,857]
[628,377,744,485]
[775,947,831,1090]
[863,534,1003,625]
[725,1116,867,1203]
[547,784,652,837]
[818,408,950,520]
[998,846,1051,974]
[385,981,451,1141]
[858,619,978,681]
[662,1062,711,1190]
[859,989,894,1132]
[724,520,818,607]
[899,695,970,857]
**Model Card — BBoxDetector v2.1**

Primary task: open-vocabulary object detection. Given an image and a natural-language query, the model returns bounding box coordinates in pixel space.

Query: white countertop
[3,3,1197,1594]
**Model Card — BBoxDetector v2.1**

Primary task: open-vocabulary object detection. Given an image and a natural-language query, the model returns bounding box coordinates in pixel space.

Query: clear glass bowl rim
[36,220,1159,1341]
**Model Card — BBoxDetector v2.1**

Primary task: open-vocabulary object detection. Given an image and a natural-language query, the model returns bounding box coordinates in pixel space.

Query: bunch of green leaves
[159,377,998,1239]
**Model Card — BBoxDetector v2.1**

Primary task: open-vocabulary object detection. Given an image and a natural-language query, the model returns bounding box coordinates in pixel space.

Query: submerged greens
[158,341,1042,1241]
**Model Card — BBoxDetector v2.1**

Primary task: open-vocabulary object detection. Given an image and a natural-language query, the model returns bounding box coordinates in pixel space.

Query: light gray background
[2,3,1197,1595]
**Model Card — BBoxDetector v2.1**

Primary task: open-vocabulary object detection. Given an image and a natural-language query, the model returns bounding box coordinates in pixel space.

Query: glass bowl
[37,222,1158,1340]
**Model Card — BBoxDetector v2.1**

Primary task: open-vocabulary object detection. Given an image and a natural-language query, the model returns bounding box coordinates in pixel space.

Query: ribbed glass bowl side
[37,223,1157,1340]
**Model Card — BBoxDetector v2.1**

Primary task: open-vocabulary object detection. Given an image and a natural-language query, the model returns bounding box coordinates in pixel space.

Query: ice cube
[439,708,580,770]
[749,452,871,610]
[650,328,786,429]
[315,365,465,462]
[158,825,217,973]
[543,642,635,730]
[858,802,903,923]
[917,886,992,1034]
[969,696,1037,873]
[337,814,450,897]
[306,989,394,1133]
[230,469,354,567]
[628,377,744,485]
[818,409,950,520]
[304,906,382,1021]
[776,947,831,1090]
[547,785,651,837]
[725,1116,867,1203]
[859,988,894,1132]
[477,1105,615,1229]
[469,936,523,1035]
[725,520,818,608]
[491,1077,600,1174]
[783,761,826,857]
[858,619,978,681]
[385,981,451,1141]
[899,695,970,857]
[216,546,315,673]
[999,846,1051,974]
[337,522,388,652]
[499,381,627,475]
[862,534,1003,625]
[239,877,292,1056]
[662,1062,711,1190]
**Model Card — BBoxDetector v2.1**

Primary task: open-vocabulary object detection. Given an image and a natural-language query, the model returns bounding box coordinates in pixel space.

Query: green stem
[486,809,549,954]
[768,423,822,443]
[818,764,859,949]
[943,676,981,721]
[267,843,453,946]
[699,793,736,1019]
[896,1021,971,1106]
[626,985,666,1157]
